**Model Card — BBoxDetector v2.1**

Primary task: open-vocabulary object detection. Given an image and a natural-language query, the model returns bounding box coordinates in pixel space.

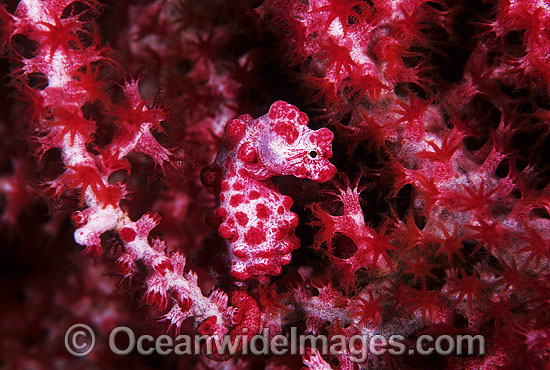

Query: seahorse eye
[308,150,318,159]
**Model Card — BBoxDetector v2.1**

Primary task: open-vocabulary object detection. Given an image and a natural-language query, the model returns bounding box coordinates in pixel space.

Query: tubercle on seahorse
[201,100,337,280]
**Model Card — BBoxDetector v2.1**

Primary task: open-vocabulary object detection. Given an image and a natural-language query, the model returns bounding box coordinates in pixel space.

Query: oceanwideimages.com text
[66,324,485,362]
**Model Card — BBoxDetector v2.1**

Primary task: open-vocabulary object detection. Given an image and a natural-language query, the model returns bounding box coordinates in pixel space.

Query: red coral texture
[1,0,550,369]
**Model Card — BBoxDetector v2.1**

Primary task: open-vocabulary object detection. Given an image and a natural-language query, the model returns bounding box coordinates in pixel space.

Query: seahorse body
[201,101,337,280]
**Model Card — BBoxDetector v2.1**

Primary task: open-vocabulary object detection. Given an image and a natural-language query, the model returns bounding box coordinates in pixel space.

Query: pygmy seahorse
[201,101,337,280]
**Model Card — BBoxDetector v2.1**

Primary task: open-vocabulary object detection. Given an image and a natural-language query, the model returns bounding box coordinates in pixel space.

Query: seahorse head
[256,101,337,183]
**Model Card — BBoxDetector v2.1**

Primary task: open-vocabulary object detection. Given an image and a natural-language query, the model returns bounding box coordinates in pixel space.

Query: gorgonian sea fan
[1,0,550,369]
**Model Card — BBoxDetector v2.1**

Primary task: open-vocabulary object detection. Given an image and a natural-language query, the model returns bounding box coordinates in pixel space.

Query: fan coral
[2,0,550,369]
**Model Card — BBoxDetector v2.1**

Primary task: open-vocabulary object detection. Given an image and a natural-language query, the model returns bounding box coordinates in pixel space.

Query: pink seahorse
[201,101,337,280]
